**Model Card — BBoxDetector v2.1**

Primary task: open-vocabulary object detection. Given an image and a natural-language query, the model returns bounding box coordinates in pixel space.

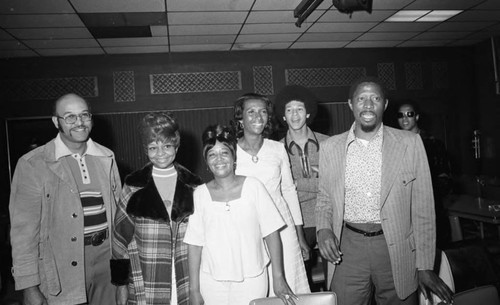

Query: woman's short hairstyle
[139,112,180,152]
[231,93,275,139]
[202,125,237,162]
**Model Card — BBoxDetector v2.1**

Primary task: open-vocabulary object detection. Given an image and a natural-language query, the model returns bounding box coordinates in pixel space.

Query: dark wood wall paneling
[0,47,483,210]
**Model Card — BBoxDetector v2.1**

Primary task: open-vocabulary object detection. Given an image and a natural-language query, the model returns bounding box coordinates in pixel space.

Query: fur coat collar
[125,162,203,222]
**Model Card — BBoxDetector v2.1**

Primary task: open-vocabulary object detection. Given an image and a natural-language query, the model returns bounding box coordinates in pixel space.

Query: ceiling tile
[298,32,362,41]
[346,40,401,47]
[70,0,165,13]
[170,35,235,45]
[236,33,301,43]
[233,42,293,50]
[151,25,168,36]
[25,39,99,49]
[171,44,231,52]
[168,12,247,25]
[37,47,105,56]
[0,40,28,49]
[0,0,75,14]
[447,39,482,46]
[0,29,15,40]
[104,45,168,53]
[370,22,438,32]
[0,14,84,28]
[291,41,349,48]
[98,37,169,47]
[8,28,93,39]
[252,0,329,11]
[429,21,496,32]
[370,0,413,10]
[79,13,166,27]
[404,0,483,10]
[241,23,304,34]
[246,11,295,23]
[169,24,241,35]
[167,0,254,11]
[357,32,418,40]
[412,31,471,40]
[309,22,378,32]
[473,0,500,9]
[450,10,500,22]
[462,31,499,41]
[398,40,451,47]
[318,9,396,22]
[0,49,38,58]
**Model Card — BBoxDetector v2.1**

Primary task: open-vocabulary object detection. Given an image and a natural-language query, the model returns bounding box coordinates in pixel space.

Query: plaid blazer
[316,126,436,299]
[111,162,202,305]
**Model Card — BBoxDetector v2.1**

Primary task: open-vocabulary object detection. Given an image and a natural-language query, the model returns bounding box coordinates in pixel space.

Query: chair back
[453,285,500,305]
[249,292,336,305]
[419,250,455,305]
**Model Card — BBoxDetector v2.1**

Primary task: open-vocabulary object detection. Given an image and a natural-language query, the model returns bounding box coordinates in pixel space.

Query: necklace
[251,155,259,163]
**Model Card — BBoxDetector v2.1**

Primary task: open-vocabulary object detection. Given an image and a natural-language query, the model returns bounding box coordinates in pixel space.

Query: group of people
[9,76,454,305]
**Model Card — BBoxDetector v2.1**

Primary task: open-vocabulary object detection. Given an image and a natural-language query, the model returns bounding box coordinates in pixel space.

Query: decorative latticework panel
[285,67,366,87]
[432,62,449,89]
[377,63,396,90]
[1,76,98,100]
[150,71,242,94]
[405,62,423,90]
[253,65,274,95]
[113,71,135,103]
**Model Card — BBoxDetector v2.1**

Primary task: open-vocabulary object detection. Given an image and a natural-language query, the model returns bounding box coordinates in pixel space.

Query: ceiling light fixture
[385,10,430,22]
[332,0,373,14]
[294,0,373,27]
[385,10,463,22]
[294,0,325,28]
[416,10,462,22]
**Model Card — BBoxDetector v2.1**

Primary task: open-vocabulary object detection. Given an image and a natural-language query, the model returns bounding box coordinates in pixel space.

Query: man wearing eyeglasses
[316,77,453,305]
[397,101,452,248]
[9,93,121,305]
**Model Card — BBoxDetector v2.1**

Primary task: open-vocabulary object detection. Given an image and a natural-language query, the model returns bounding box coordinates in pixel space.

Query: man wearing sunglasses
[397,102,452,248]
[9,93,121,305]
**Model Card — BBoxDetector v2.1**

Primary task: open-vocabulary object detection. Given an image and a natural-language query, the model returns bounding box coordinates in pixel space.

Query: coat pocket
[41,242,62,296]
[401,172,416,186]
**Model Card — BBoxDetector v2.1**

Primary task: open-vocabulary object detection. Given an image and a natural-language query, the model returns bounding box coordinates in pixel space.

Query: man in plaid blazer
[316,77,453,305]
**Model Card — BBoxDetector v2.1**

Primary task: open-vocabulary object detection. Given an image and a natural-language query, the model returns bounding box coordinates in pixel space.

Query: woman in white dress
[185,125,296,305]
[231,93,310,294]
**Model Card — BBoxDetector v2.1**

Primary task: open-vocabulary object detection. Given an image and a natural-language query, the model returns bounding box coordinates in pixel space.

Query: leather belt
[84,228,109,246]
[345,223,383,237]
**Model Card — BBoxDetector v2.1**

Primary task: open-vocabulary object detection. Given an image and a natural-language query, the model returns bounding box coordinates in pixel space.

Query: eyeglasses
[56,112,92,124]
[397,111,416,119]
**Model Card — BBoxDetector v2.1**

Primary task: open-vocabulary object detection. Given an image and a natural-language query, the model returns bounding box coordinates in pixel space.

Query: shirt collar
[54,133,104,159]
[285,127,320,156]
[346,122,384,147]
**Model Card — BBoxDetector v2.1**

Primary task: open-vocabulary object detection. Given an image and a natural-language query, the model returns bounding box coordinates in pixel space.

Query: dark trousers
[331,223,417,305]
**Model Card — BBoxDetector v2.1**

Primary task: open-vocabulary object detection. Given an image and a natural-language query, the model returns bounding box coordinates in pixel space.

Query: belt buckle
[91,230,106,246]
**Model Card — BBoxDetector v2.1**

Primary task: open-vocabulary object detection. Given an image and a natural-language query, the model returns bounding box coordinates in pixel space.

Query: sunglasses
[397,111,416,118]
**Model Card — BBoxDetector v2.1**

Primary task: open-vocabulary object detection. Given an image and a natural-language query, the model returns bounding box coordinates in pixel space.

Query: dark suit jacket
[316,125,436,299]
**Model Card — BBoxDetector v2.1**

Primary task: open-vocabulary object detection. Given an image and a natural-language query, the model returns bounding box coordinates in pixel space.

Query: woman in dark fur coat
[110,112,202,305]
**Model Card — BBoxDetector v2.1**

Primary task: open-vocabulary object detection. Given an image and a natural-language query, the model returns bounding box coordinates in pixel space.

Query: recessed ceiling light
[385,10,430,22]
[416,10,463,22]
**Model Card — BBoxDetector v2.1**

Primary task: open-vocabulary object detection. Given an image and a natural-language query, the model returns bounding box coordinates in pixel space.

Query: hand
[317,229,342,264]
[23,286,48,305]
[273,276,298,305]
[299,238,311,261]
[116,285,128,305]
[418,270,454,304]
[190,289,205,305]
